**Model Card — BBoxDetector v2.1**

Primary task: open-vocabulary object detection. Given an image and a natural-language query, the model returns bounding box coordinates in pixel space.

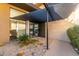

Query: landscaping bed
[0,37,47,56]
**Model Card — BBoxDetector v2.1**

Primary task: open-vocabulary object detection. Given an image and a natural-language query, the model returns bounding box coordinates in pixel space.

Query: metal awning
[12,3,78,22]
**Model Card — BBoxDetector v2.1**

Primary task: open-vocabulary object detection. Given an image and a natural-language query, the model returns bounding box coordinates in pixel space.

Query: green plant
[18,34,30,43]
[18,34,39,47]
[67,25,79,49]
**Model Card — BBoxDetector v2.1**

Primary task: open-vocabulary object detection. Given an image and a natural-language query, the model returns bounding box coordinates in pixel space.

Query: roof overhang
[12,3,78,22]
[9,3,40,12]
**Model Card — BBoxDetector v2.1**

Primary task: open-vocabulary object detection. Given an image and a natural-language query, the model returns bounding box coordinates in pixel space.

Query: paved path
[45,39,78,56]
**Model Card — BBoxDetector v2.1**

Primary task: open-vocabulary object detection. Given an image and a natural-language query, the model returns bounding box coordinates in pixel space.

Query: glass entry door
[29,22,39,37]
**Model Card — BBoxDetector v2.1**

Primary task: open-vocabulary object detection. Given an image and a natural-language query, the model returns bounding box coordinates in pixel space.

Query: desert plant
[18,33,39,47]
[18,34,31,43]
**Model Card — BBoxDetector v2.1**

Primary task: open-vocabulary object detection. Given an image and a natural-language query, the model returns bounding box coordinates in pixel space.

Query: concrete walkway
[45,39,78,56]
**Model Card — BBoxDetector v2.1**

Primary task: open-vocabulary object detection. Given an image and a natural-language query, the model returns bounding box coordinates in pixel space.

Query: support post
[25,20,29,35]
[43,3,49,50]
[46,12,49,50]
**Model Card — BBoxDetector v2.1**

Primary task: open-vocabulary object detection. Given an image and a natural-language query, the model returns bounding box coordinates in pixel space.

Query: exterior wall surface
[0,4,10,45]
[0,3,27,45]
[47,20,74,42]
[47,4,79,42]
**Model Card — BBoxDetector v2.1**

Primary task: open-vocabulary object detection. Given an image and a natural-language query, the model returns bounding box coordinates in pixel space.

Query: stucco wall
[0,3,27,45]
[47,20,74,42]
[47,4,79,42]
[0,4,10,45]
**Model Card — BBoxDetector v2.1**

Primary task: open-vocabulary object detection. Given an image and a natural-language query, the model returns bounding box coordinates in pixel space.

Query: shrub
[67,25,79,49]
[18,34,31,43]
[18,34,39,47]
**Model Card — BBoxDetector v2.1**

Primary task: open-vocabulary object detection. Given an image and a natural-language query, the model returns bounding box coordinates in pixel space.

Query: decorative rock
[17,50,25,56]
[0,37,47,56]
[38,43,43,46]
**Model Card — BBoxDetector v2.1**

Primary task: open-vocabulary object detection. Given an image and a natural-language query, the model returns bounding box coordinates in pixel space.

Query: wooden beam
[9,3,39,12]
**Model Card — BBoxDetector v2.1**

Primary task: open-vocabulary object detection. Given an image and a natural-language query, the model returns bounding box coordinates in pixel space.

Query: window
[10,8,26,37]
[29,22,39,37]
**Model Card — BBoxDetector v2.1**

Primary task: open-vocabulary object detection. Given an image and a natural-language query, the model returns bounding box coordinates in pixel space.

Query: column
[25,20,29,35]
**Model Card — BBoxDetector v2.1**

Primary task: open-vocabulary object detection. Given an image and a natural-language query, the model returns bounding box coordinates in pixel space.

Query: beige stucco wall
[0,3,27,45]
[0,4,10,45]
[46,20,74,42]
[45,4,79,42]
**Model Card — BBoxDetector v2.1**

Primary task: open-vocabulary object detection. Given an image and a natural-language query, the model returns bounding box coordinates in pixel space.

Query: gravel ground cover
[0,37,47,56]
